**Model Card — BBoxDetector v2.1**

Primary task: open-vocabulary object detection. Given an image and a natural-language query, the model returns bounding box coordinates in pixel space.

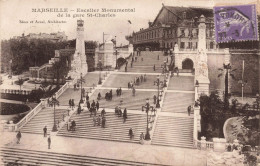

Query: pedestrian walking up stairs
[151,116,194,148]
[0,147,167,166]
[120,51,168,73]
[88,90,156,110]
[162,92,195,113]
[57,111,147,143]
[20,108,68,135]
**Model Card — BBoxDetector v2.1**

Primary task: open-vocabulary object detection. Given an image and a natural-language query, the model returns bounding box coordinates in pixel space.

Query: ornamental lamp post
[154,75,163,108]
[98,60,102,85]
[114,36,118,69]
[115,48,118,69]
[80,73,83,103]
[141,98,154,140]
[51,94,59,132]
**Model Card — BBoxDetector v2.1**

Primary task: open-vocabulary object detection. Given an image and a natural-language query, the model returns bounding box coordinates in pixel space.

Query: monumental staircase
[119,51,168,73]
[162,92,194,113]
[151,116,194,148]
[57,111,147,143]
[20,108,67,135]
[0,147,166,166]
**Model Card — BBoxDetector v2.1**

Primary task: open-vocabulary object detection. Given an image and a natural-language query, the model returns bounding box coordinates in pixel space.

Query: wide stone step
[1,147,165,166]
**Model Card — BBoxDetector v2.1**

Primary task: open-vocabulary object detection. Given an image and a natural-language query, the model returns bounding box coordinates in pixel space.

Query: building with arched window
[131,5,215,51]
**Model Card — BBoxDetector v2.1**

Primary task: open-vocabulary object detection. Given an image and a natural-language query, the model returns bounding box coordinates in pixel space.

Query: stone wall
[207,50,259,96]
[230,50,259,96]
[207,53,225,93]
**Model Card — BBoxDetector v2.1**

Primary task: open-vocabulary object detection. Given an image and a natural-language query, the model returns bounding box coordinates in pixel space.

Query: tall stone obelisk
[68,20,88,79]
[196,15,210,95]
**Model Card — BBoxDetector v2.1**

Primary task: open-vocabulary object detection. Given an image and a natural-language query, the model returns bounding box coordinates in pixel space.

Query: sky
[0,0,259,45]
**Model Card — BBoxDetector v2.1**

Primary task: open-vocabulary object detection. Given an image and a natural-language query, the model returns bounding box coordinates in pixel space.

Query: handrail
[15,101,44,131]
[13,79,73,131]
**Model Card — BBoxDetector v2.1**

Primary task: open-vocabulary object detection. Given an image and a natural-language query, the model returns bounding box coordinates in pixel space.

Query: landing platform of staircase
[0,132,207,166]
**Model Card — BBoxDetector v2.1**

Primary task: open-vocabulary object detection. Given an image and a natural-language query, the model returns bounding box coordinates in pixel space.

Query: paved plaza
[0,132,207,166]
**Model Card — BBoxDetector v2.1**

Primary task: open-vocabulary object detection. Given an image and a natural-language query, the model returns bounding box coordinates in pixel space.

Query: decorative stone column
[174,44,182,69]
[201,136,207,150]
[68,20,88,79]
[196,15,210,95]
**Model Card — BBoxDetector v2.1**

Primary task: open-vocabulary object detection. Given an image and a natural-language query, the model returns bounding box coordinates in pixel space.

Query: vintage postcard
[0,0,259,165]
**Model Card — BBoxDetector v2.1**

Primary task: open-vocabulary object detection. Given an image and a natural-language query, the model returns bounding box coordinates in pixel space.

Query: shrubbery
[0,102,30,115]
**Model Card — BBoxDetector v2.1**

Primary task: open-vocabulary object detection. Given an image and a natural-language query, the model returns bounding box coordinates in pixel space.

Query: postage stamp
[214,4,258,43]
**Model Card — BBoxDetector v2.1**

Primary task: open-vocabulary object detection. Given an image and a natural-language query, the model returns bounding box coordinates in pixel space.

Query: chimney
[148,21,152,27]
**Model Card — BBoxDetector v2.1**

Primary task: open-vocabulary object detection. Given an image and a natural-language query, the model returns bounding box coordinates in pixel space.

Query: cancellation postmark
[214,4,258,43]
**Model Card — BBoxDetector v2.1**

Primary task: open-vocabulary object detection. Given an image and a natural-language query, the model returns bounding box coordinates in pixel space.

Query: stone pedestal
[201,136,207,150]
[213,138,227,152]
[197,75,210,96]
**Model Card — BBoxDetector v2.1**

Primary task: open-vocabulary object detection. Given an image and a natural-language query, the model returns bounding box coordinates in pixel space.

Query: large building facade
[132,5,216,51]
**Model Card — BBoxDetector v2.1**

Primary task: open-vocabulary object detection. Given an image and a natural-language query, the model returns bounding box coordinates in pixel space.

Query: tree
[51,59,68,87]
[17,78,25,94]
[218,63,236,108]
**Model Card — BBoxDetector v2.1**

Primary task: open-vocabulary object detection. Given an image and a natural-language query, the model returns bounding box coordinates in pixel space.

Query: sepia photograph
[0,0,260,165]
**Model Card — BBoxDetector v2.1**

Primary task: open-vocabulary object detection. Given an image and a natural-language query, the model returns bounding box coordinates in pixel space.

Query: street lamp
[142,98,155,140]
[154,75,163,108]
[78,73,85,103]
[50,94,59,132]
[114,36,118,69]
[115,48,118,69]
[98,60,102,85]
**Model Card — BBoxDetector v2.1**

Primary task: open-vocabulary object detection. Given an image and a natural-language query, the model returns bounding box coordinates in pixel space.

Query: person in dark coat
[153,64,156,71]
[187,105,191,116]
[43,126,47,137]
[140,75,143,83]
[71,120,76,131]
[116,89,119,96]
[77,105,81,114]
[119,87,122,96]
[101,109,106,117]
[123,108,127,123]
[110,89,113,100]
[48,136,51,149]
[86,94,89,101]
[132,87,136,96]
[128,82,130,89]
[101,117,106,128]
[97,92,101,100]
[129,128,134,140]
[118,107,122,117]
[153,95,157,104]
[69,99,72,108]
[71,99,75,109]
[16,131,21,144]
[97,115,101,126]
[87,101,90,110]
[91,100,96,108]
[115,106,119,115]
[96,101,100,111]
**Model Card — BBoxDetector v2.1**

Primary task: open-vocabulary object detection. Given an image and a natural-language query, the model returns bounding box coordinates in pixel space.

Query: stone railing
[1,89,31,95]
[55,82,69,99]
[3,78,75,132]
[12,100,45,131]
[195,137,214,150]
